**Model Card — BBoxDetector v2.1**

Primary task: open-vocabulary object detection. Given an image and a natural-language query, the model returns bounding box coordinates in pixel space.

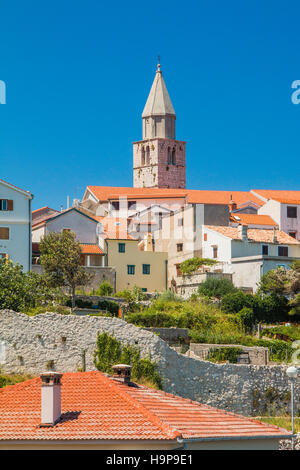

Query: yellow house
[105,238,168,292]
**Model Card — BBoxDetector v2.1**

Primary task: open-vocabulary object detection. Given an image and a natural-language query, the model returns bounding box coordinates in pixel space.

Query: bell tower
[133,62,186,188]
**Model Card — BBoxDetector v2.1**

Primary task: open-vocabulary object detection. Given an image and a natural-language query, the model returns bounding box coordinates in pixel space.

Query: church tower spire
[133,62,186,189]
[142,61,176,140]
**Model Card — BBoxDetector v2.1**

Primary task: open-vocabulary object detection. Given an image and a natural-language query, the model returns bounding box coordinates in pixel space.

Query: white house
[202,224,300,292]
[0,178,33,272]
[251,190,300,241]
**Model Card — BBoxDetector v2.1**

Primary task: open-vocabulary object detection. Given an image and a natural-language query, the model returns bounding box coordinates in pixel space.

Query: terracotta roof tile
[80,244,103,254]
[252,190,300,204]
[205,225,300,245]
[86,186,263,206]
[0,372,290,442]
[230,214,278,227]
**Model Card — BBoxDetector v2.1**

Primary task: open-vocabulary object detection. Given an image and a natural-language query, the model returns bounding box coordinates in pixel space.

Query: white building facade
[0,179,33,272]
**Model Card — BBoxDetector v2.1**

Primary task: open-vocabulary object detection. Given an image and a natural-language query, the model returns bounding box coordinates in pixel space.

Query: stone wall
[0,310,297,416]
[177,272,233,299]
[188,343,269,366]
[143,327,189,345]
[32,265,116,292]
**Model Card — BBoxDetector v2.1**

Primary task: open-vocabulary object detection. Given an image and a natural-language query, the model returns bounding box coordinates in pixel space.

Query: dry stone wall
[0,310,298,416]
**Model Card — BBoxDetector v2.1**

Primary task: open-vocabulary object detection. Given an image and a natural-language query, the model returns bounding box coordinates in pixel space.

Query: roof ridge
[99,373,182,440]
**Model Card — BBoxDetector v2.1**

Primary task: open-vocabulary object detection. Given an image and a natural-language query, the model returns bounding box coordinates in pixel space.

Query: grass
[24,304,72,316]
[257,416,300,433]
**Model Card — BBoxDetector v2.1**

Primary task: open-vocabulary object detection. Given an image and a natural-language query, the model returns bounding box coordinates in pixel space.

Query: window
[287,206,297,218]
[118,243,125,253]
[127,265,135,275]
[171,148,176,165]
[142,288,147,292]
[143,264,150,275]
[212,246,218,258]
[0,200,13,211]
[177,243,183,252]
[128,201,136,210]
[167,147,172,164]
[278,246,288,257]
[141,147,145,166]
[262,245,269,255]
[176,264,182,277]
[0,228,9,239]
[111,201,120,211]
[145,146,150,165]
[289,232,297,239]
[178,218,183,227]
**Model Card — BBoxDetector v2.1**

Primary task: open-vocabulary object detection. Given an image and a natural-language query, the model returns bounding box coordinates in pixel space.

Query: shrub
[93,332,162,389]
[95,281,114,297]
[65,298,93,309]
[208,347,243,363]
[97,300,119,316]
[221,291,255,313]
[221,292,289,323]
[180,257,217,276]
[156,290,183,303]
[236,307,256,332]
[115,285,147,302]
[198,278,237,299]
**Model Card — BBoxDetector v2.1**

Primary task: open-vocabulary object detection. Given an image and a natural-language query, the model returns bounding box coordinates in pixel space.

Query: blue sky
[0,0,300,210]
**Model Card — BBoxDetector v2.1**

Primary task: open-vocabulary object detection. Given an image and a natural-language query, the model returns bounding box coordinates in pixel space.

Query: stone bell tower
[133,62,186,188]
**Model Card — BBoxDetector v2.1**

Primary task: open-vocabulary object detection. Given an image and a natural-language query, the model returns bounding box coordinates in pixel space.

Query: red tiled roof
[252,190,300,204]
[230,214,278,227]
[86,186,263,206]
[80,244,103,254]
[205,226,300,245]
[0,371,290,442]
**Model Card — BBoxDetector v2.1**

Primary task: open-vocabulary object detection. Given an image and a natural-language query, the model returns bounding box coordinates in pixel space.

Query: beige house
[106,238,167,292]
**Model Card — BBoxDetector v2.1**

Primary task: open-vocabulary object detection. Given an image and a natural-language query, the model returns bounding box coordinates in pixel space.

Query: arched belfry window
[141,147,145,166]
[172,147,176,165]
[167,147,172,165]
[146,146,150,165]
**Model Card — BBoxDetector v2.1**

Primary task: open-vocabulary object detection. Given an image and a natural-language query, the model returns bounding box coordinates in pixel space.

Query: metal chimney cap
[112,364,132,369]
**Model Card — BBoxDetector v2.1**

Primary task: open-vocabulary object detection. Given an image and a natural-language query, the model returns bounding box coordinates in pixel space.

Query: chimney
[112,364,132,384]
[40,372,62,427]
[238,224,248,241]
[229,195,237,212]
[273,228,277,243]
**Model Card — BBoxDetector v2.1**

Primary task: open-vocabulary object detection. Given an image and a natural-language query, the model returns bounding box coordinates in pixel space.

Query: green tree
[40,231,92,308]
[198,277,237,299]
[258,267,290,296]
[0,260,53,311]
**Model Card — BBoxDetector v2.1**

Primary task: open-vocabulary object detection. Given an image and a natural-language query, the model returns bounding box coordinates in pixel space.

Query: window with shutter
[0,228,9,239]
[7,200,13,211]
